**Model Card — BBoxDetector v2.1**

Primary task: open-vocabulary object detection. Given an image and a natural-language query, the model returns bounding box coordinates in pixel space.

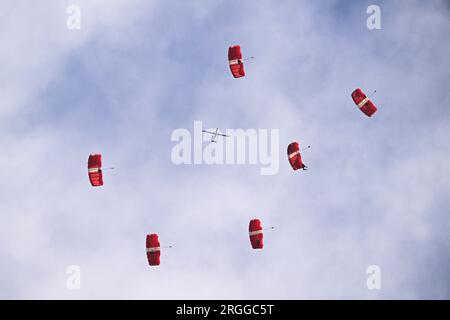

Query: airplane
[202,128,229,143]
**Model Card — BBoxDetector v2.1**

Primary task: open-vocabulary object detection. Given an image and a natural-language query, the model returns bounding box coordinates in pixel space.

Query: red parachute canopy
[351,88,377,117]
[228,45,245,78]
[249,219,264,249]
[146,233,161,266]
[88,154,103,187]
[287,142,306,171]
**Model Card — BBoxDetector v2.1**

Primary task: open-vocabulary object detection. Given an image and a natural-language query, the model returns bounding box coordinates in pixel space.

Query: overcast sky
[0,0,449,299]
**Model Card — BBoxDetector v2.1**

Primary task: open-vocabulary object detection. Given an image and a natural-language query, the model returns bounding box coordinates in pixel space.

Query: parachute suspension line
[263,227,275,231]
[103,167,115,171]
[161,245,173,249]
[301,145,311,152]
[368,90,377,98]
[243,56,255,62]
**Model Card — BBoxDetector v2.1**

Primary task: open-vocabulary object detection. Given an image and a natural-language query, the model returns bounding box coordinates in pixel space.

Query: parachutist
[228,45,246,78]
[352,88,378,117]
[249,219,264,249]
[146,234,162,266]
[288,141,308,172]
[88,154,104,187]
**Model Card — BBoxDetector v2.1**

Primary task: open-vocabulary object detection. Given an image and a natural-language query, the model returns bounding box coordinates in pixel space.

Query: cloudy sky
[0,0,449,299]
